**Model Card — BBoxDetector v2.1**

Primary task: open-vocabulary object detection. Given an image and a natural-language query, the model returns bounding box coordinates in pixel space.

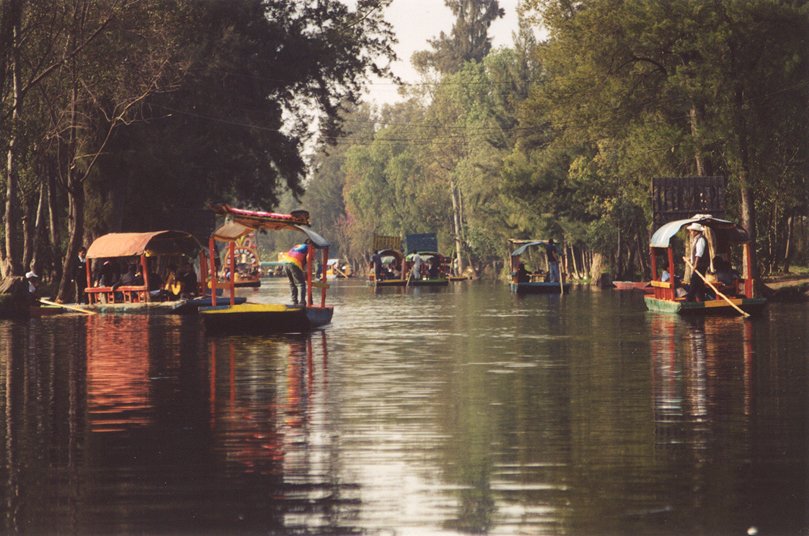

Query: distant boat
[644,214,766,315]
[508,239,571,294]
[612,281,650,291]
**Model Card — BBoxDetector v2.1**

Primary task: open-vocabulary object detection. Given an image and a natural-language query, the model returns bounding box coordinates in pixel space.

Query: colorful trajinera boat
[368,234,407,287]
[644,214,766,315]
[224,230,262,288]
[200,205,333,334]
[404,233,449,287]
[81,230,226,314]
[509,239,571,294]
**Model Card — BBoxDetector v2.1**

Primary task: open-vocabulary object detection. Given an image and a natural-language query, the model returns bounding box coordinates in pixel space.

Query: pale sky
[365,0,522,106]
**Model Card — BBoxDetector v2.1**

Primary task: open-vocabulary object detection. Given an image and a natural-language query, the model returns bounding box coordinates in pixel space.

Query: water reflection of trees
[0,318,355,534]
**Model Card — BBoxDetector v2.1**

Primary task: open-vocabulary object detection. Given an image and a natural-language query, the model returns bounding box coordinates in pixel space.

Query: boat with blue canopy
[509,239,570,294]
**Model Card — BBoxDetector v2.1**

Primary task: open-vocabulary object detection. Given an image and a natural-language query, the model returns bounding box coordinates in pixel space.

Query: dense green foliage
[304,0,809,279]
[0,0,395,298]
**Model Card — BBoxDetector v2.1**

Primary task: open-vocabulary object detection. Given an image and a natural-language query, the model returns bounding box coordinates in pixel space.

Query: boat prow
[200,303,333,334]
[644,295,767,316]
[511,281,572,294]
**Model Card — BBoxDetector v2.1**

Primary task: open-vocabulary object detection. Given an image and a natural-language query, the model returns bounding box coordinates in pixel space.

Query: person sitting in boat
[115,263,143,288]
[177,261,198,298]
[387,258,401,279]
[163,264,182,299]
[684,222,710,302]
[95,259,120,287]
[428,256,440,278]
[515,262,530,283]
[283,240,311,306]
[712,257,740,291]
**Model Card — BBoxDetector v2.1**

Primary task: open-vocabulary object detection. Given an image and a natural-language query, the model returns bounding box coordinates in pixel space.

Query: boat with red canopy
[200,205,333,334]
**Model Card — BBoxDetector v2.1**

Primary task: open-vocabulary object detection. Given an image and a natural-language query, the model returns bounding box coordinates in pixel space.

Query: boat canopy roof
[375,248,404,259]
[510,240,552,257]
[650,214,749,248]
[86,230,203,259]
[210,204,330,248]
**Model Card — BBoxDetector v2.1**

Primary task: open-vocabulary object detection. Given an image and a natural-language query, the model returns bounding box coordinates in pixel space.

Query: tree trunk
[783,210,794,274]
[3,0,23,277]
[57,180,85,302]
[47,166,64,284]
[449,178,465,274]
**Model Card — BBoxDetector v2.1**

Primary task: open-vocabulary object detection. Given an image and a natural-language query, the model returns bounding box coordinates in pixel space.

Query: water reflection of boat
[651,314,754,449]
[508,239,571,294]
[207,331,330,474]
[200,205,334,334]
[644,215,767,315]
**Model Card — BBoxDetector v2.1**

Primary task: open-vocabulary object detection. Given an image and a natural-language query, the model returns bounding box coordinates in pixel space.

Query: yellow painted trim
[202,303,300,315]
[703,298,743,308]
[650,280,672,288]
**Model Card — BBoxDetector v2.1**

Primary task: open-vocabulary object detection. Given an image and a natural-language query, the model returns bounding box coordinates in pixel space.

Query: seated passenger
[515,262,530,283]
[713,257,740,288]
[177,261,198,298]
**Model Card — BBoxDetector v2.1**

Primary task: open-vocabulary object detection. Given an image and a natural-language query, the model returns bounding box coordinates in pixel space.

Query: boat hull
[410,278,449,287]
[370,279,407,287]
[200,303,333,334]
[612,281,650,291]
[511,282,572,294]
[233,279,261,288]
[644,295,767,315]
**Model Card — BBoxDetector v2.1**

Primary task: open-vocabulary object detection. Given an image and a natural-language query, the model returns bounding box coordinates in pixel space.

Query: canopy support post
[209,237,217,307]
[228,241,236,306]
[321,247,329,308]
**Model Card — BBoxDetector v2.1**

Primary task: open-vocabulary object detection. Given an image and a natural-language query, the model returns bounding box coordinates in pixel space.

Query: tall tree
[412,0,504,75]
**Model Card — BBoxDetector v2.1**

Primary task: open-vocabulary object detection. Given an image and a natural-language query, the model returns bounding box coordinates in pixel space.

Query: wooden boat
[82,230,211,314]
[406,251,449,286]
[644,215,766,315]
[223,230,262,288]
[404,234,449,287]
[612,280,650,291]
[200,205,334,334]
[368,235,407,287]
[448,275,470,282]
[509,239,571,294]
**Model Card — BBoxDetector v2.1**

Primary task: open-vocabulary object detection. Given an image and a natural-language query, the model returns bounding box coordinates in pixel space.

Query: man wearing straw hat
[684,223,710,302]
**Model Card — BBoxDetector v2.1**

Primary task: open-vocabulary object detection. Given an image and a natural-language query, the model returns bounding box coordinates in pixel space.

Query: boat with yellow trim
[200,205,333,334]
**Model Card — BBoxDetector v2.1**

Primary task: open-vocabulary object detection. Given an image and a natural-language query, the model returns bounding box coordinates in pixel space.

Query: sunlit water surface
[0,279,807,535]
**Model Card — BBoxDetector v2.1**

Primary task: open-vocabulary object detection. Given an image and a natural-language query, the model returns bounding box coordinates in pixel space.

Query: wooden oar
[683,257,750,318]
[39,297,97,315]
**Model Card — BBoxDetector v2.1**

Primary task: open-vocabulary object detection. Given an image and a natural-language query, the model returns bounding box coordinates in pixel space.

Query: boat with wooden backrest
[644,214,766,315]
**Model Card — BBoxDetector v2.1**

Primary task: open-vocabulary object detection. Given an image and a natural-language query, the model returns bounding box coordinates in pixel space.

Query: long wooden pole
[39,298,96,315]
[683,257,750,318]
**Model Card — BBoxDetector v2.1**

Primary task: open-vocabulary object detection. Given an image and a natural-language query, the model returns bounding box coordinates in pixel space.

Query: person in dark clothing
[371,251,383,281]
[516,262,530,283]
[177,261,198,298]
[73,246,88,303]
[685,223,710,302]
[545,239,560,282]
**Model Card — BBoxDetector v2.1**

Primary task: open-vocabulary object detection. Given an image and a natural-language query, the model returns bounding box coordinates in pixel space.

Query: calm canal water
[0,279,807,535]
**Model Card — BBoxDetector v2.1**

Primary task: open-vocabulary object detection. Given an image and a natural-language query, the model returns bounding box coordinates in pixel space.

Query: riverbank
[762,274,809,301]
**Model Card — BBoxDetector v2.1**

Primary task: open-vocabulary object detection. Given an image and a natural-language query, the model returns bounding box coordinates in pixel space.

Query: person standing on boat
[72,246,88,303]
[545,239,560,283]
[283,240,311,306]
[410,253,423,281]
[685,222,710,302]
